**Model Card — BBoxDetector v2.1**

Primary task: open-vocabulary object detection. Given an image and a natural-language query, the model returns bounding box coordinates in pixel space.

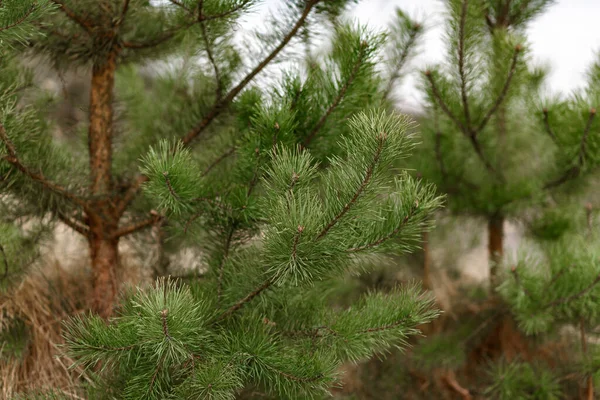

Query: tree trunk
[422,230,432,290]
[488,214,504,288]
[87,50,120,318]
[89,235,120,318]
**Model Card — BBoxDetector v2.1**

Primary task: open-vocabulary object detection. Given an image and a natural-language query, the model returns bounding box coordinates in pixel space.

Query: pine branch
[0,124,88,208]
[424,71,469,134]
[199,18,223,100]
[168,0,192,14]
[162,171,181,200]
[475,45,521,135]
[0,3,36,32]
[316,133,385,240]
[112,212,162,238]
[543,272,600,309]
[357,317,409,334]
[262,362,323,383]
[543,108,596,189]
[291,225,303,260]
[346,201,419,252]
[122,21,197,49]
[542,108,557,143]
[303,43,366,147]
[180,0,319,146]
[577,108,596,165]
[202,147,236,176]
[114,0,131,29]
[50,0,95,34]
[216,278,273,321]
[382,25,420,101]
[58,211,90,236]
[217,225,235,304]
[117,1,318,213]
[457,0,472,133]
[200,0,253,22]
[510,266,535,301]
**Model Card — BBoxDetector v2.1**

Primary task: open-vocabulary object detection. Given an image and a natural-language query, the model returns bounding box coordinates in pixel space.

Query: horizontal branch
[112,213,162,238]
[0,124,88,208]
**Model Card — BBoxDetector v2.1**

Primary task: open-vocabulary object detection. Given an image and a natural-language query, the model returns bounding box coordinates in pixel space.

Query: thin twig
[510,266,535,300]
[382,25,420,102]
[200,0,253,22]
[216,278,273,321]
[578,108,596,165]
[162,171,181,200]
[199,16,223,100]
[291,225,304,259]
[542,108,557,142]
[202,147,235,176]
[112,213,162,238]
[58,212,90,236]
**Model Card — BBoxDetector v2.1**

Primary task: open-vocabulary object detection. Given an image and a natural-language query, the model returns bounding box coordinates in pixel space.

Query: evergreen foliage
[0,0,444,397]
[64,110,442,399]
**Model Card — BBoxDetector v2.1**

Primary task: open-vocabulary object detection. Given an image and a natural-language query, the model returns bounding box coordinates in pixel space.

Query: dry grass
[0,260,93,398]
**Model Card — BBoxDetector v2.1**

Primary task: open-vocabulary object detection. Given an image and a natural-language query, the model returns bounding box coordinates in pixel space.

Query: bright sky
[349,0,600,112]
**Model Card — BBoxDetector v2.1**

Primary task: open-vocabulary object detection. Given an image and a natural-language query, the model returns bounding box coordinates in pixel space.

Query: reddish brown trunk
[488,214,504,288]
[87,50,120,318]
[89,236,119,318]
[89,52,116,195]
[422,230,432,290]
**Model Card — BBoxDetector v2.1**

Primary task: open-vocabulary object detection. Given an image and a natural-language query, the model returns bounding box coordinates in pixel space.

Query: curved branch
[0,124,88,208]
[181,0,319,146]
[50,0,95,34]
[112,213,162,238]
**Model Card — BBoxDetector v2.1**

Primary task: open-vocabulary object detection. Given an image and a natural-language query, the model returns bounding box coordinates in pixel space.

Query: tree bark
[488,214,504,288]
[87,50,120,318]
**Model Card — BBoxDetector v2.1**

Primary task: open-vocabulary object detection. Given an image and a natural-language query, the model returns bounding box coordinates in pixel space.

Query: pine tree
[62,110,443,398]
[0,0,390,318]
[413,0,563,286]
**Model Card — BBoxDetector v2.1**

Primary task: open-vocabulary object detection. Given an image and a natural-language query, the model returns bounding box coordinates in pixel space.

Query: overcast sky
[348,0,600,112]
